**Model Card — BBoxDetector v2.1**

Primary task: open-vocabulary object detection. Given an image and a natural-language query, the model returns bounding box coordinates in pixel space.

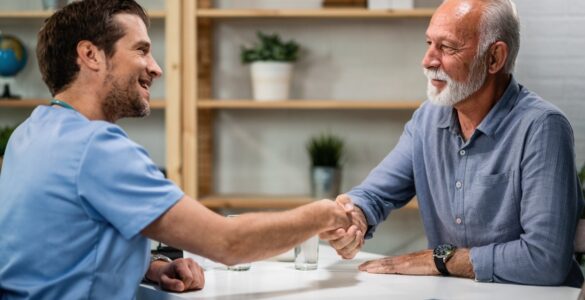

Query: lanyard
[50,99,76,111]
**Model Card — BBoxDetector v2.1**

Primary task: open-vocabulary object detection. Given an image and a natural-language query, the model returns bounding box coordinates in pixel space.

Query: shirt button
[456,218,462,224]
[459,149,466,156]
[455,181,463,189]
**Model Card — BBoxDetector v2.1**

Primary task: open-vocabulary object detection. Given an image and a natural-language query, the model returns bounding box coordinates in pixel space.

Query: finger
[174,260,195,288]
[339,230,363,259]
[185,260,205,290]
[330,225,358,250]
[319,227,346,240]
[335,194,354,212]
[159,273,185,292]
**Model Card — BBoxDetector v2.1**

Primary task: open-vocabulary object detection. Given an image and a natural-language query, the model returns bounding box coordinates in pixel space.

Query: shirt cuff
[470,244,495,282]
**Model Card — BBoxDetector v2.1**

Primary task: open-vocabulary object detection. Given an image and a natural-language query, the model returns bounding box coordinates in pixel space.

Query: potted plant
[0,125,16,171]
[241,31,300,101]
[307,133,344,200]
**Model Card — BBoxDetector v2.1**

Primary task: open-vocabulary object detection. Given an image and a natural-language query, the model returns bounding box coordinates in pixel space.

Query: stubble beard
[102,73,150,123]
[423,53,488,107]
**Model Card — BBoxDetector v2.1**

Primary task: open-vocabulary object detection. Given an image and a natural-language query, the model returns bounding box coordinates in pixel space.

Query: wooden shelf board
[199,195,314,209]
[199,194,419,210]
[0,10,165,19]
[0,99,166,109]
[196,8,434,18]
[197,100,422,110]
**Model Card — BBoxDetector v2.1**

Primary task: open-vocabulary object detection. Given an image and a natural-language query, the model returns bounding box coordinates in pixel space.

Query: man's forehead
[112,13,150,42]
[427,0,483,41]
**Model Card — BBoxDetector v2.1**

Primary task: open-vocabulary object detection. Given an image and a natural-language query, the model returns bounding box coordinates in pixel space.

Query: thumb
[160,273,185,292]
[335,194,354,212]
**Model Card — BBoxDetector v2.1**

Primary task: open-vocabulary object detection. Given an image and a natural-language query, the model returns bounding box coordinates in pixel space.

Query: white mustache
[423,67,450,82]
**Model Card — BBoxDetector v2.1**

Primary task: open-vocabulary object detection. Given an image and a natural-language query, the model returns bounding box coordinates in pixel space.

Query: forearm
[223,200,337,264]
[447,248,474,279]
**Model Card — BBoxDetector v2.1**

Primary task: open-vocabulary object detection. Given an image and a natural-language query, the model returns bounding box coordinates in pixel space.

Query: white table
[138,245,580,300]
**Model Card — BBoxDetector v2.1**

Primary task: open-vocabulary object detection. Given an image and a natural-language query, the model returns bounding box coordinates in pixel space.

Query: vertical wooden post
[165,0,183,186]
[182,0,198,197]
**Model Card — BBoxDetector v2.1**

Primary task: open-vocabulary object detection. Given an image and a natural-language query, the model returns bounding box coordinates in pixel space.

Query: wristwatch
[150,254,172,264]
[433,243,457,276]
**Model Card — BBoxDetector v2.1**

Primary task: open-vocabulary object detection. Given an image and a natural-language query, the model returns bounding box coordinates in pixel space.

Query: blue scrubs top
[0,106,183,299]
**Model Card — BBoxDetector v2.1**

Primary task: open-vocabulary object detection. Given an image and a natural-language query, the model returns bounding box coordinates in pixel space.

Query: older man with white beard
[320,0,585,287]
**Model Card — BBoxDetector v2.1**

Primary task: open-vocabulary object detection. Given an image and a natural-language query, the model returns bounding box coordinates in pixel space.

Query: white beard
[423,56,488,107]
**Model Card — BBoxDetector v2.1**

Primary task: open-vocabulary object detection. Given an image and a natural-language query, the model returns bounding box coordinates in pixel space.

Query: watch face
[433,244,456,258]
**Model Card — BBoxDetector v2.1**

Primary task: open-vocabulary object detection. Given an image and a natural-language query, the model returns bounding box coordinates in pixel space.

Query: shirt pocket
[467,171,520,239]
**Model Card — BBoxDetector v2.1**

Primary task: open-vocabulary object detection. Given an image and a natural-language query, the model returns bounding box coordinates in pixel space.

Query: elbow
[518,255,570,286]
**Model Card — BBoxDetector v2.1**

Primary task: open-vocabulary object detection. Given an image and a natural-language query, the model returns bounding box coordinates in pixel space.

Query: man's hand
[359,248,474,279]
[319,194,368,259]
[358,249,439,275]
[146,258,205,292]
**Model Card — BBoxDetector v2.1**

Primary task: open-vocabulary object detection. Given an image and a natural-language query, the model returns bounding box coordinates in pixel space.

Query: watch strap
[434,255,451,276]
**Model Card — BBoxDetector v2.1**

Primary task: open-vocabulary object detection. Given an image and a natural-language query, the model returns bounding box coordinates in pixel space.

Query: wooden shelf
[199,194,419,210]
[199,195,314,210]
[0,99,166,109]
[0,10,165,19]
[196,8,434,18]
[197,100,422,110]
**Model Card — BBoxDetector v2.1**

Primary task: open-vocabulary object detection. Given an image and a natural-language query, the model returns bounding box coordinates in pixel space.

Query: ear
[76,40,104,71]
[487,41,508,74]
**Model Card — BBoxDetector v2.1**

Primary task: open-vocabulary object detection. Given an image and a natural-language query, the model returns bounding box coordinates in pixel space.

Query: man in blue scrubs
[0,1,353,299]
[322,0,584,287]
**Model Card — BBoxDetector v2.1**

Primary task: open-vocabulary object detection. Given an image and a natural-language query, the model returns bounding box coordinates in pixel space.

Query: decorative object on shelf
[307,133,344,200]
[368,0,414,9]
[0,125,17,171]
[0,33,27,99]
[323,0,367,7]
[241,31,300,101]
[42,0,68,10]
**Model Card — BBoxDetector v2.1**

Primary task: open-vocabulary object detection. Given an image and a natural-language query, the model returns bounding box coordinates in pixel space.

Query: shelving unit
[180,1,431,211]
[0,1,182,184]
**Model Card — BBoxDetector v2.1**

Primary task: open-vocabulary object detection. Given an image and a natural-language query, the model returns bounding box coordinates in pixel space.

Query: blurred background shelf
[0,10,166,19]
[197,100,423,110]
[195,8,434,18]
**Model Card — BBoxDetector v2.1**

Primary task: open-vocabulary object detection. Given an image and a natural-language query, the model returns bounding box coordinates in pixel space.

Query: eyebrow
[133,40,151,49]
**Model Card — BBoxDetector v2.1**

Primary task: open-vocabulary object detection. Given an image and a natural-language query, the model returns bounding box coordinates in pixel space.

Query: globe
[0,34,27,77]
[0,33,27,98]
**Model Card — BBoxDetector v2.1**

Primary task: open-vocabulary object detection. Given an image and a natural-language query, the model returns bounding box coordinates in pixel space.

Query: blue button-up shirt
[348,77,584,287]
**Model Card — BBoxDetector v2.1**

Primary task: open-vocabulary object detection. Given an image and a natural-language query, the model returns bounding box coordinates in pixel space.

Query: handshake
[318,194,368,260]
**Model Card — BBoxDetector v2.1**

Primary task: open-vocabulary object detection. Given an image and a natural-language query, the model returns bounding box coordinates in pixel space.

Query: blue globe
[0,34,27,77]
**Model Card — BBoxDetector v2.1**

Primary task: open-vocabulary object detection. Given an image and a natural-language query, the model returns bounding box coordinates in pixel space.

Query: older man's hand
[358,250,440,275]
[319,194,367,259]
[147,258,205,292]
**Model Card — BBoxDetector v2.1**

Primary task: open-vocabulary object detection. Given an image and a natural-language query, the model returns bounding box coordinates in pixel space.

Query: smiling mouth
[139,78,151,91]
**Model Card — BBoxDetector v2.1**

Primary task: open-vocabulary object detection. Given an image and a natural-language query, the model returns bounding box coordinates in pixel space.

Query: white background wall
[1,0,584,255]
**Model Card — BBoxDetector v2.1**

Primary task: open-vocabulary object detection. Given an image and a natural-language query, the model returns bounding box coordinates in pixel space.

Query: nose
[421,44,441,70]
[148,55,163,78]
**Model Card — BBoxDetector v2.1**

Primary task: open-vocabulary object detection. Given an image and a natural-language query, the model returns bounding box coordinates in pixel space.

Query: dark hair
[36,0,149,96]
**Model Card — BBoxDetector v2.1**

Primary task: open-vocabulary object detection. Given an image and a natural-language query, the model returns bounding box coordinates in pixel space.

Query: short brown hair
[36,0,149,96]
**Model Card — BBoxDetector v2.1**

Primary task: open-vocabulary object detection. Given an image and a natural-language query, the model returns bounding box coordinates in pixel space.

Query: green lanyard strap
[50,99,76,111]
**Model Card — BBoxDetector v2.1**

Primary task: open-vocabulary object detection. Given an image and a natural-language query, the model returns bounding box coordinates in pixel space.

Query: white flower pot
[250,61,293,101]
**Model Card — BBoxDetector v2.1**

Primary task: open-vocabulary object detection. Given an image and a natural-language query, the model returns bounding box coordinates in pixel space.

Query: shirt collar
[436,76,520,138]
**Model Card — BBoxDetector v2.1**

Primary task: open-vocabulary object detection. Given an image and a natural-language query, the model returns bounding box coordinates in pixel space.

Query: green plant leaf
[240,31,300,64]
[306,133,344,167]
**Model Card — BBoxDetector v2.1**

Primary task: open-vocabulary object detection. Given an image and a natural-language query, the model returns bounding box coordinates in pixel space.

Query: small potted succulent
[241,31,300,101]
[0,125,16,171]
[307,133,345,200]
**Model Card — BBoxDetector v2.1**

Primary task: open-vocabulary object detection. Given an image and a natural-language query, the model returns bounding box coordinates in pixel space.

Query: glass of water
[226,214,251,271]
[295,235,319,270]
